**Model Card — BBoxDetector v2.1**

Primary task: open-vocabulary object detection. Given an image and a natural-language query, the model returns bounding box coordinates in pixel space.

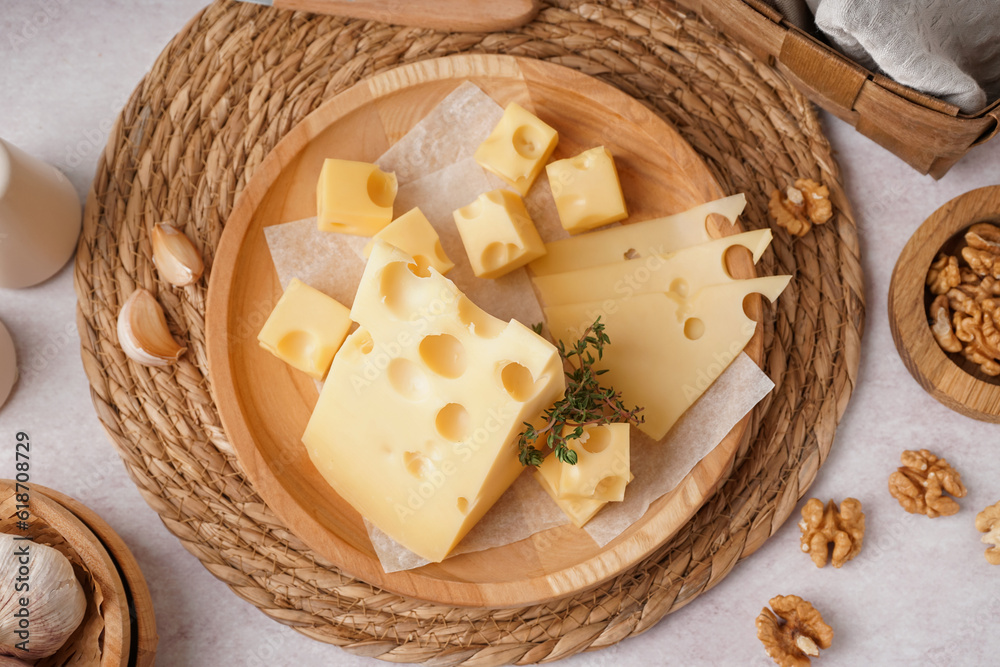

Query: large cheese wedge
[303,241,565,562]
[529,194,747,276]
[532,229,772,308]
[544,275,790,440]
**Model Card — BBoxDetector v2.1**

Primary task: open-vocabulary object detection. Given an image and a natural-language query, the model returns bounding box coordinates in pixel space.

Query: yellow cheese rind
[316,158,397,236]
[529,194,748,276]
[532,229,773,308]
[453,189,547,279]
[536,423,630,502]
[546,146,627,234]
[366,207,455,276]
[544,275,790,440]
[474,103,558,196]
[303,242,565,563]
[256,278,352,380]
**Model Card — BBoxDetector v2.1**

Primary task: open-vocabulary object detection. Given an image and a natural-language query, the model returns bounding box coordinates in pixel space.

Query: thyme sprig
[518,317,644,467]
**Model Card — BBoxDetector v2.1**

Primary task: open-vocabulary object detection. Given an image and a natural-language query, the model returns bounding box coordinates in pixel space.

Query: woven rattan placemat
[74,0,864,662]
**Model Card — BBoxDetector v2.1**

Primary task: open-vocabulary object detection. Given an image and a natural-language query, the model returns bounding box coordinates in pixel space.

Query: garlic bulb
[117,288,186,366]
[151,222,204,286]
[0,534,86,659]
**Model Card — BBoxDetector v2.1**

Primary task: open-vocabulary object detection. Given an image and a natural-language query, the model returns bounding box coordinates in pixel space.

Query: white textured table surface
[2,2,999,665]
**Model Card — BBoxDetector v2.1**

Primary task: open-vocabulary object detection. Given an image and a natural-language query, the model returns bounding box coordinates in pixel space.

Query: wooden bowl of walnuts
[889,185,1000,421]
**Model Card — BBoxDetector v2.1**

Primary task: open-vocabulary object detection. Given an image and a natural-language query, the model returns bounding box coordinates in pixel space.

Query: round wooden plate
[206,54,763,607]
[889,185,1000,421]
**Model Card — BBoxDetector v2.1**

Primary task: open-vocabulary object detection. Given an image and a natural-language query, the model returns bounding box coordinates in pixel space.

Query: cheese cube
[316,158,397,236]
[546,146,627,234]
[453,189,546,279]
[257,278,352,380]
[474,103,558,196]
[536,423,630,502]
[535,472,608,528]
[365,207,455,275]
[544,275,791,440]
[302,241,565,562]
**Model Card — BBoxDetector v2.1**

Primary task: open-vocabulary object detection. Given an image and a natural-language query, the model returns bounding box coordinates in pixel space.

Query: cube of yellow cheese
[535,473,608,528]
[536,423,630,502]
[302,241,566,563]
[474,103,558,196]
[365,207,454,275]
[453,189,546,279]
[257,278,352,380]
[546,146,628,234]
[316,158,397,236]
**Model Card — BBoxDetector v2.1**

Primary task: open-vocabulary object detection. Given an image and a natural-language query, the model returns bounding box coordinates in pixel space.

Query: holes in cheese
[302,241,566,562]
[316,158,397,236]
[419,334,467,378]
[453,189,547,279]
[684,318,705,340]
[256,278,352,380]
[529,194,748,276]
[499,362,538,402]
[436,403,472,442]
[474,102,558,196]
[531,229,773,308]
[546,146,627,234]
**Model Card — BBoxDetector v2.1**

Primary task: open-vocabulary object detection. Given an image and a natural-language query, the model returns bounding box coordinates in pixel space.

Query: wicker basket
[674,0,1000,178]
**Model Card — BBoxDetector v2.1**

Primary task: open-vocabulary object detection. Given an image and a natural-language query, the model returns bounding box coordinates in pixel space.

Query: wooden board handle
[272,0,542,32]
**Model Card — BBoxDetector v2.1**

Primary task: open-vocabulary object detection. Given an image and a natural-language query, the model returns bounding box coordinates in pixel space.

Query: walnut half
[888,449,967,518]
[798,498,865,568]
[768,179,833,237]
[975,501,1000,565]
[756,595,833,667]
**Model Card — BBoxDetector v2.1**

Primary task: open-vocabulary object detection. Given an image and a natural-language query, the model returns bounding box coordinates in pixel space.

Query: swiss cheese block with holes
[453,189,546,279]
[529,194,748,276]
[256,278,352,380]
[532,229,772,308]
[546,146,627,234]
[302,241,565,563]
[365,207,455,275]
[474,102,558,196]
[544,275,791,440]
[536,423,630,502]
[316,158,397,235]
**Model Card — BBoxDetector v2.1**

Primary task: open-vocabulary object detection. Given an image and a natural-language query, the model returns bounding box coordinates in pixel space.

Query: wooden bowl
[0,480,131,666]
[889,185,1000,421]
[33,484,157,667]
[206,54,763,607]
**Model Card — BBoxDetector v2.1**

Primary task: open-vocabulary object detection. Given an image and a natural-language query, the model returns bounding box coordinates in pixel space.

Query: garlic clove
[0,535,87,660]
[151,222,204,286]
[117,288,186,366]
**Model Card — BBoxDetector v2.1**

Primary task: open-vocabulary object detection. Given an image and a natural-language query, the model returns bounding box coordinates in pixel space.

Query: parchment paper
[262,82,777,572]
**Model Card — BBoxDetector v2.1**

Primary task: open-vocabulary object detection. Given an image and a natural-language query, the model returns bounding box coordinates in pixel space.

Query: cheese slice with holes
[364,207,455,275]
[529,194,747,276]
[544,275,790,440]
[302,241,565,562]
[532,229,772,308]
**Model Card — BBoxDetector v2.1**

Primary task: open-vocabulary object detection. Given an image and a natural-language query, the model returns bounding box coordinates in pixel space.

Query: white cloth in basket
[806,0,1000,113]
